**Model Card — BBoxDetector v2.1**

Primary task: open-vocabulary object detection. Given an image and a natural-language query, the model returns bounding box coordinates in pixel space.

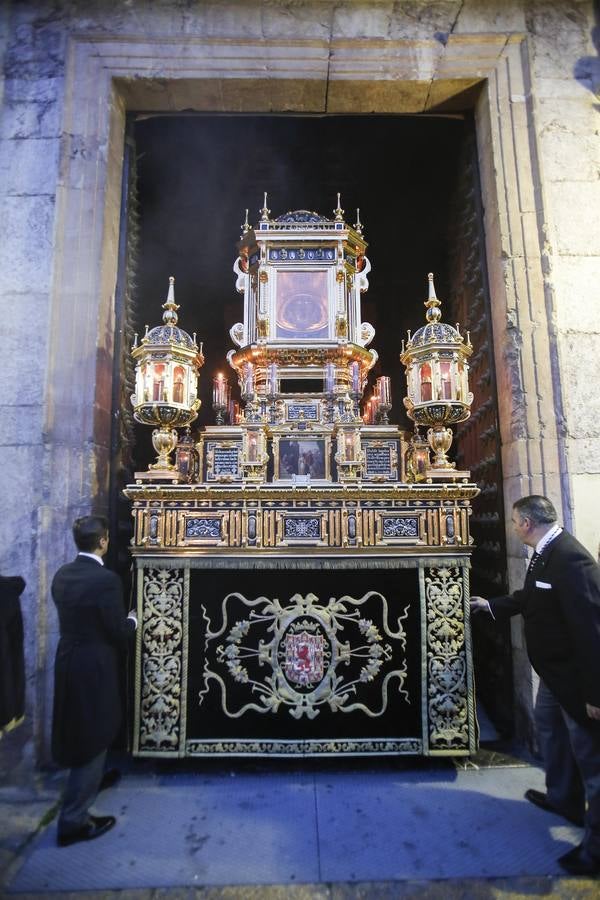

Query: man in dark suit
[471,495,600,876]
[52,515,137,847]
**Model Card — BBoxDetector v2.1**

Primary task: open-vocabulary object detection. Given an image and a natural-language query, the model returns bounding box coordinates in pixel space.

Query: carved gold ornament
[424,566,473,751]
[137,567,186,752]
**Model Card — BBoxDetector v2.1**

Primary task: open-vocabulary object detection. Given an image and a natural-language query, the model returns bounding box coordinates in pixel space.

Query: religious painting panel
[275,436,330,481]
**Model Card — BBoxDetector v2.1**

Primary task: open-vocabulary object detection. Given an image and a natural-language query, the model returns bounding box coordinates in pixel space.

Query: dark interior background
[132,112,470,459]
[118,113,513,746]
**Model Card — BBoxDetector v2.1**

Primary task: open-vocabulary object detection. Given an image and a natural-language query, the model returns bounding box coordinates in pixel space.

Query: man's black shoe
[558,843,600,877]
[57,814,116,847]
[524,789,584,827]
[99,768,121,792]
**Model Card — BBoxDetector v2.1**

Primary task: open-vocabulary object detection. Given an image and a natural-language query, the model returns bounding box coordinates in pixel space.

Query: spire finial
[334,192,344,222]
[354,208,363,234]
[260,192,270,222]
[162,275,180,326]
[241,208,250,234]
[424,272,441,324]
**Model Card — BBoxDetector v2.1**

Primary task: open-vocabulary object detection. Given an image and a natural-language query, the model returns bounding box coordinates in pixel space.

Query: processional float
[125,197,479,758]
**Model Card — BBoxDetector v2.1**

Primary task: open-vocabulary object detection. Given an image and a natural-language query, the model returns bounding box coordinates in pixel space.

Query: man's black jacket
[490,530,600,725]
[51,555,135,766]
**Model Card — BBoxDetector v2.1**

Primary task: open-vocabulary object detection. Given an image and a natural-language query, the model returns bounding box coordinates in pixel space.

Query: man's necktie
[527,551,541,576]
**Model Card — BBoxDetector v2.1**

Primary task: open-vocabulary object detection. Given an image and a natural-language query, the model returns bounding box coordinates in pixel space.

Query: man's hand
[470,596,491,614]
[586,703,600,721]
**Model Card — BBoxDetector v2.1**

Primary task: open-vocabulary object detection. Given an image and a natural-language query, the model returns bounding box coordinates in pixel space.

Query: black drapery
[0,575,25,734]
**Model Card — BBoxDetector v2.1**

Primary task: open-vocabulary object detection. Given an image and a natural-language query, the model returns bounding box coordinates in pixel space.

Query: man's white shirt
[78,551,104,565]
[535,523,562,555]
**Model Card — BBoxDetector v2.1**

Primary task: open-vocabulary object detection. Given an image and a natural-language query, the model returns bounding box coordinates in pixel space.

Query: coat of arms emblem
[283,630,325,686]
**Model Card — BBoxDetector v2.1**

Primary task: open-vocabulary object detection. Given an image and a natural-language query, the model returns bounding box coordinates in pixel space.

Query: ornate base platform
[127,483,478,758]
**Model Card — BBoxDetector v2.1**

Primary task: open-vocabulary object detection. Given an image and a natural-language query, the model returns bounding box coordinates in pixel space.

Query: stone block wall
[0,0,598,765]
[527,1,600,558]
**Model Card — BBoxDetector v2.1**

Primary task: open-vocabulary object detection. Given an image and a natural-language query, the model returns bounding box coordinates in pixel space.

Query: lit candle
[440,362,452,400]
[213,373,226,407]
[420,365,432,402]
[344,432,354,460]
[153,364,165,402]
[245,362,254,396]
[248,432,258,462]
[378,376,391,405]
[368,397,377,424]
[325,363,335,394]
[177,448,190,478]
[267,362,278,395]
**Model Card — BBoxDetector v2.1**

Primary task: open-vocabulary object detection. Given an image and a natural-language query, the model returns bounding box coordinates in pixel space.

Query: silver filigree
[284,518,320,538]
[382,517,419,537]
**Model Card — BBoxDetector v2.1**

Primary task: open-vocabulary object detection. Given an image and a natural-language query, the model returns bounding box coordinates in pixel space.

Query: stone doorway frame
[39,32,566,748]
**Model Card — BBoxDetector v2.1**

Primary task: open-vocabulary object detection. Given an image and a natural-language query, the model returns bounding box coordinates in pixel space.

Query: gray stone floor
[1,746,599,898]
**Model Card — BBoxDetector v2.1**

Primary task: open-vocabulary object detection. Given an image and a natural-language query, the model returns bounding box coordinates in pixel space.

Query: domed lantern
[400,273,473,476]
[131,276,204,481]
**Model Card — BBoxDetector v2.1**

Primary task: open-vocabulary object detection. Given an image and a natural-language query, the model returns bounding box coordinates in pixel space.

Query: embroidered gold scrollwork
[139,568,184,751]
[204,590,410,720]
[425,566,469,750]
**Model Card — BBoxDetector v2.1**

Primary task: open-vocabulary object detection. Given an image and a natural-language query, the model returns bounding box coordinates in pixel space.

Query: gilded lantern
[400,273,473,474]
[131,276,204,480]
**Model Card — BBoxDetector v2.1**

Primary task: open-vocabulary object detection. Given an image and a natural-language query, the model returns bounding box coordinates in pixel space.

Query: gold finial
[354,208,363,234]
[424,272,441,324]
[334,192,344,222]
[162,275,180,326]
[241,208,250,234]
[260,192,270,222]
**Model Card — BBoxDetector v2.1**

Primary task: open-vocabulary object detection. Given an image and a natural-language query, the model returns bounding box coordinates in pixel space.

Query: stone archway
[38,32,567,752]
